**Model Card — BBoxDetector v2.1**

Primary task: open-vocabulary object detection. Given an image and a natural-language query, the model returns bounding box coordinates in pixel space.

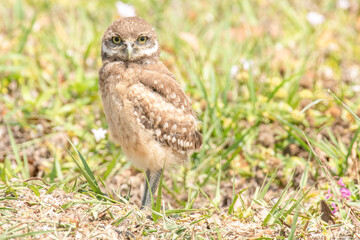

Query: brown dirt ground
[2,186,358,239]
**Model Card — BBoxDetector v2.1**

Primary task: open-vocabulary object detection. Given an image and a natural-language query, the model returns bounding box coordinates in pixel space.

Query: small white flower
[352,85,360,92]
[337,0,350,9]
[307,12,325,26]
[230,65,239,79]
[116,1,136,18]
[91,128,107,141]
[240,58,253,71]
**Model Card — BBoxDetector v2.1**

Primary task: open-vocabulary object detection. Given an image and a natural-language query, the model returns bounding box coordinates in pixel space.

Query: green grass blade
[297,99,327,116]
[258,168,277,201]
[288,205,300,239]
[103,155,118,180]
[228,193,239,215]
[6,125,25,178]
[98,174,114,200]
[262,180,291,226]
[213,158,222,207]
[112,210,134,226]
[197,183,220,213]
[247,68,256,111]
[67,140,102,195]
[22,151,30,179]
[344,127,360,174]
[228,188,247,215]
[0,230,57,240]
[165,208,207,215]
[69,151,101,194]
[68,139,101,194]
[300,158,310,189]
[329,90,360,124]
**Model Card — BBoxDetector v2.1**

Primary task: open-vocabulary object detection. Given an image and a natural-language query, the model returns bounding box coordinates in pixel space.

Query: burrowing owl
[99,17,202,207]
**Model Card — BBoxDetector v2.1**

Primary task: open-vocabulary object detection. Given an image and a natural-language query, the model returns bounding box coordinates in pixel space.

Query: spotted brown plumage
[99,17,202,207]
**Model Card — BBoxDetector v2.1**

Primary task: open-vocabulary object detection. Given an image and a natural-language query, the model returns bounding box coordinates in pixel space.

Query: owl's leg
[141,170,151,207]
[141,168,162,208]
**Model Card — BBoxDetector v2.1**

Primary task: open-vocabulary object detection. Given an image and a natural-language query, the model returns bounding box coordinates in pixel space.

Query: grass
[1,0,360,239]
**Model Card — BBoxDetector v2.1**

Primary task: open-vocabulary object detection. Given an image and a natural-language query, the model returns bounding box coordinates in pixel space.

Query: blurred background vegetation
[1,0,360,238]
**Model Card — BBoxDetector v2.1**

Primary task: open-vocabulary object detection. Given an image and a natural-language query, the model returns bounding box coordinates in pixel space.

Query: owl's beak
[125,42,134,60]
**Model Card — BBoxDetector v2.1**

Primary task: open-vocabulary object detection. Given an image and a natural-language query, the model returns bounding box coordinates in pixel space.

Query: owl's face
[101,17,159,63]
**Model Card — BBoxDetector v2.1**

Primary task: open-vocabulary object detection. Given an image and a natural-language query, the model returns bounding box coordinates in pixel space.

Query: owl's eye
[137,36,148,44]
[112,36,122,44]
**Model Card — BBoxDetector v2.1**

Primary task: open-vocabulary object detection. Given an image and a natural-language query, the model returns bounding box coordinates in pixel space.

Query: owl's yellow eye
[112,36,122,44]
[137,36,148,44]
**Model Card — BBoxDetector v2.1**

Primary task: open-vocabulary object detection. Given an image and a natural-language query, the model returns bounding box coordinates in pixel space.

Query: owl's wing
[126,70,202,152]
[136,69,194,114]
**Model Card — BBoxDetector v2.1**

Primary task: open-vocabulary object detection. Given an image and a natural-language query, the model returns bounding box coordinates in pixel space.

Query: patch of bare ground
[1,185,358,239]
[0,122,68,177]
[1,186,283,239]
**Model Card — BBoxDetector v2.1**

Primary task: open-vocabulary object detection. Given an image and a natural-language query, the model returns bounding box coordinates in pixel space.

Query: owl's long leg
[141,170,151,207]
[141,168,162,208]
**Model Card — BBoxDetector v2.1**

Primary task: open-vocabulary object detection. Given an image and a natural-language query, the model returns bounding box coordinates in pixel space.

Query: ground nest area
[1,0,360,239]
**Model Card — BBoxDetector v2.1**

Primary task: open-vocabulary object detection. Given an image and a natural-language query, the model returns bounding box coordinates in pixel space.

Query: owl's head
[101,17,160,63]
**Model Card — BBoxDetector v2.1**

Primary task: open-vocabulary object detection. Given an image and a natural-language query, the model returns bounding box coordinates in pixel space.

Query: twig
[23,177,50,186]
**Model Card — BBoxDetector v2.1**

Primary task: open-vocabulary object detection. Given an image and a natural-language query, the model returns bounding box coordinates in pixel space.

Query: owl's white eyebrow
[138,41,158,56]
[102,42,117,56]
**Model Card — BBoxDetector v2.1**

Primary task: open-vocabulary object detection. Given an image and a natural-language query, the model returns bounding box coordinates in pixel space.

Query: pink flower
[337,178,345,187]
[325,188,332,200]
[331,202,338,214]
[340,187,351,200]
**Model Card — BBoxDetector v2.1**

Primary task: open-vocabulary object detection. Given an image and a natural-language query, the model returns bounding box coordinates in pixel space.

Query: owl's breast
[102,92,135,141]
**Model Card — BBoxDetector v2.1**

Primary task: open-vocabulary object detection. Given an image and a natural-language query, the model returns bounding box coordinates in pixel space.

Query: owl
[99,17,202,207]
